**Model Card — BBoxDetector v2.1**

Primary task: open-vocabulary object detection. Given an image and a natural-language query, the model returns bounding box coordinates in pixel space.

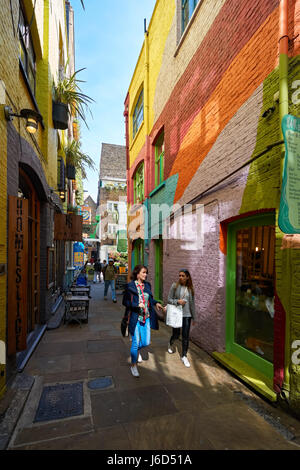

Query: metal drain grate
[87,376,114,390]
[34,382,84,423]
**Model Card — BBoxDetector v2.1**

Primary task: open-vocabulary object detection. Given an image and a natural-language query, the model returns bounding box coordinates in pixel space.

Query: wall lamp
[4,106,43,134]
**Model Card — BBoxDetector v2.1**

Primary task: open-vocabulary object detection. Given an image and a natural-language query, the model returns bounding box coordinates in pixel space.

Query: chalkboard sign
[116,274,127,291]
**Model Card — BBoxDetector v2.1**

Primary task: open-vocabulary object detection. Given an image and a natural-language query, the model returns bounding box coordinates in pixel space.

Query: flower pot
[52,101,69,130]
[67,164,76,180]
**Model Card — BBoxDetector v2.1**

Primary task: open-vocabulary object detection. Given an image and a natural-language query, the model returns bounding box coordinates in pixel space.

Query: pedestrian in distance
[122,265,164,378]
[100,259,107,282]
[166,269,195,368]
[93,259,101,283]
[103,259,118,302]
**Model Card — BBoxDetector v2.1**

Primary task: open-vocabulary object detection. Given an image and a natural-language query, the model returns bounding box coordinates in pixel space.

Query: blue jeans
[104,280,116,300]
[131,317,151,364]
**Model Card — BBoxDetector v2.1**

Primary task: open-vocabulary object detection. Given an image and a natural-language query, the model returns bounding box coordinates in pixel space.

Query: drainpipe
[144,20,150,258]
[279,0,290,395]
[124,93,131,280]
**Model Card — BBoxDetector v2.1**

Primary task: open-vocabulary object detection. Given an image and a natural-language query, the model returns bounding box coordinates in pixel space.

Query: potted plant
[64,139,96,180]
[67,204,79,214]
[53,67,94,130]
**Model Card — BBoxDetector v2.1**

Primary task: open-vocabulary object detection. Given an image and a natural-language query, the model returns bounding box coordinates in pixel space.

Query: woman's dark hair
[177,269,194,296]
[131,264,148,281]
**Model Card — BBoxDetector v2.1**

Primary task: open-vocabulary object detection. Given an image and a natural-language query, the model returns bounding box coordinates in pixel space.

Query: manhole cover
[34,382,84,423]
[87,376,113,390]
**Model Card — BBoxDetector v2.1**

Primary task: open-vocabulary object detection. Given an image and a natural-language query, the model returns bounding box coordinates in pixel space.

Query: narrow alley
[5,283,300,451]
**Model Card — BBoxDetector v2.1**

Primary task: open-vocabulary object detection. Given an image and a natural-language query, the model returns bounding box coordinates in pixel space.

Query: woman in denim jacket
[122,265,163,377]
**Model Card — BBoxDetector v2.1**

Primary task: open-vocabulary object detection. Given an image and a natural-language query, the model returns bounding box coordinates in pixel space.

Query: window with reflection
[235,225,275,363]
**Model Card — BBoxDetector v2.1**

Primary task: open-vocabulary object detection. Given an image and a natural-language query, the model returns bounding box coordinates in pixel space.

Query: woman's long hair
[131,264,148,281]
[176,269,194,296]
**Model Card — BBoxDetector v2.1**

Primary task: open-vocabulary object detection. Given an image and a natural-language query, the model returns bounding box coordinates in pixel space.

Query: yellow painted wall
[0,0,69,397]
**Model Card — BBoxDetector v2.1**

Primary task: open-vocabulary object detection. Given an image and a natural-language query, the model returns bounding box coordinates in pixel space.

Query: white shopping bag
[166,303,183,328]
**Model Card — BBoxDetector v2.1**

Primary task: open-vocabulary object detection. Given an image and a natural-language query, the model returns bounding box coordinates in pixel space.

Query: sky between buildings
[71,0,157,203]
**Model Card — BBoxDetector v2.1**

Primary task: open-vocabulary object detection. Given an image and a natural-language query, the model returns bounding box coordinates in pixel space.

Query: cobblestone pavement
[5,282,300,450]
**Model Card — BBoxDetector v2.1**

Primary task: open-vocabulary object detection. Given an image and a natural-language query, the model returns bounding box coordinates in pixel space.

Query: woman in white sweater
[166,269,195,367]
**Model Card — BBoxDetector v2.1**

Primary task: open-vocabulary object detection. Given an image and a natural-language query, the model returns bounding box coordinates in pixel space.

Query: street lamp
[4,106,43,134]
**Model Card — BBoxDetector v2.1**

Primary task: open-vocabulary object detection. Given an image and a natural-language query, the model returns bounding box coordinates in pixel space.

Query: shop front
[214,212,278,401]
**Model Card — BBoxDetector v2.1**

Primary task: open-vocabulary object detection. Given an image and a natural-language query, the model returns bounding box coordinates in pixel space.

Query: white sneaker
[181,356,190,368]
[137,353,143,363]
[130,365,139,377]
[167,343,174,354]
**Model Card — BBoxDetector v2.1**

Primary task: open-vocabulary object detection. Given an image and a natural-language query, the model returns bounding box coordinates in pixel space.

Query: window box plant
[52,67,94,130]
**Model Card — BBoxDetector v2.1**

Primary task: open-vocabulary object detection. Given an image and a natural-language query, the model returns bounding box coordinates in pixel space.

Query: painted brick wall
[127,0,300,413]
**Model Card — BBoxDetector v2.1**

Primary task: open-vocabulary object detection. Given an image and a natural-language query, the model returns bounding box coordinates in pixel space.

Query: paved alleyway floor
[6,282,300,450]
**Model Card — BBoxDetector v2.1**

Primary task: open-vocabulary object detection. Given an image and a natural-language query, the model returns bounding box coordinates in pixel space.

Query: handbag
[166,286,188,329]
[121,307,130,337]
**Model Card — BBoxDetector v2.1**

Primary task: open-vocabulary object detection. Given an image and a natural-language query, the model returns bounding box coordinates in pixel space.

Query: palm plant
[64,140,96,180]
[53,67,94,128]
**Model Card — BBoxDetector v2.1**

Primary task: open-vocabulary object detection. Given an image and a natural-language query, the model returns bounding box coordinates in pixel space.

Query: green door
[226,213,275,379]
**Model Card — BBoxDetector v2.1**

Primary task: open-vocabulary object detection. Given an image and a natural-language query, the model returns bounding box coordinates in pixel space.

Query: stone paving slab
[13,416,93,447]
[91,385,178,429]
[12,425,131,450]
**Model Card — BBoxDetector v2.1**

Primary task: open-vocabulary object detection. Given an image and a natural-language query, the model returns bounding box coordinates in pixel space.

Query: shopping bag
[166,303,183,328]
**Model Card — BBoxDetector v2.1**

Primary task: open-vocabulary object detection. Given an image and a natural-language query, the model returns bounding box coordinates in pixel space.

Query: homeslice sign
[279,114,300,234]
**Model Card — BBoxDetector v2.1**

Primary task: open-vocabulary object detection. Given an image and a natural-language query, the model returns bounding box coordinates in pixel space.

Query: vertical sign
[7,196,28,355]
[279,114,300,233]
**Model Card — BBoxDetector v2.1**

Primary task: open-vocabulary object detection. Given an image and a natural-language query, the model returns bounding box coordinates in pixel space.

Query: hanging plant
[64,140,96,180]
[53,67,94,129]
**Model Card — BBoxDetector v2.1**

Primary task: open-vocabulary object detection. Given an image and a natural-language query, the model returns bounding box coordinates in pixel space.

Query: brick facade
[126,0,300,415]
[0,0,74,395]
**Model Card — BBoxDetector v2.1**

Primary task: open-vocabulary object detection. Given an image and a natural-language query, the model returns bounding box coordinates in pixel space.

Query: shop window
[133,89,144,139]
[182,0,199,33]
[226,214,275,378]
[155,132,164,187]
[19,3,36,96]
[133,162,144,203]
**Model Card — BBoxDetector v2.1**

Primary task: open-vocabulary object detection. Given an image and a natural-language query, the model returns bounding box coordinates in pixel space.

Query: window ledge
[149,181,166,198]
[174,0,204,58]
[130,121,144,151]
[212,352,277,402]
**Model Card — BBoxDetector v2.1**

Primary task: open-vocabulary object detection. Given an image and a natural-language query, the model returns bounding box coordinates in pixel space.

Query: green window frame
[155,132,164,187]
[182,0,199,33]
[133,89,144,139]
[226,213,275,380]
[133,162,144,203]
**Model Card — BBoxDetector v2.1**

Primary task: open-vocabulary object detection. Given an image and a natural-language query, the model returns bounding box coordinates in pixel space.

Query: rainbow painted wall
[126,0,300,414]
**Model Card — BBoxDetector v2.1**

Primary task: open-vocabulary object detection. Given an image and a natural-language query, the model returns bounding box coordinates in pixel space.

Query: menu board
[279,114,300,233]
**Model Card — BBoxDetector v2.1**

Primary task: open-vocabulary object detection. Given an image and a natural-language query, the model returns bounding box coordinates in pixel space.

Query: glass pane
[235,225,275,363]
[182,0,189,31]
[19,37,27,70]
[27,65,36,95]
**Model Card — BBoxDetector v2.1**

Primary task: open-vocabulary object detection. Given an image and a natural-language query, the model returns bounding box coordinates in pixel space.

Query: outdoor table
[64,295,89,326]
[70,286,91,297]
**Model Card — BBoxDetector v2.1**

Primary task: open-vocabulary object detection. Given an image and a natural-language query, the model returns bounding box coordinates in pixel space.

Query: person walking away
[100,259,107,282]
[93,259,101,283]
[122,265,164,378]
[103,259,117,302]
[166,269,195,367]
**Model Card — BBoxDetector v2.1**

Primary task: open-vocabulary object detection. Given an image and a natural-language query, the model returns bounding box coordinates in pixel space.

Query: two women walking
[122,265,195,377]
